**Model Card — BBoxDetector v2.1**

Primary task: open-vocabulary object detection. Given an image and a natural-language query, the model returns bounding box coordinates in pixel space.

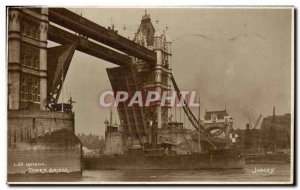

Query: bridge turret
[165,25,172,55]
[8,8,21,110]
[152,18,172,130]
[153,19,162,49]
[153,19,163,129]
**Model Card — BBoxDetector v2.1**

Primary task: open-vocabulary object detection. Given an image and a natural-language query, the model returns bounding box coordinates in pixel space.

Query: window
[20,73,40,108]
[211,114,217,122]
[20,43,39,69]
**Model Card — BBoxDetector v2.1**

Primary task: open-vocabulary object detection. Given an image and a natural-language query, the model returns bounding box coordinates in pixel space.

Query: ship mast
[61,56,64,112]
[110,106,113,126]
[198,97,202,153]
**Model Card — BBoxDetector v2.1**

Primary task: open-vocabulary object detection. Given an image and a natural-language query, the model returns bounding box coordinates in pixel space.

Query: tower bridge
[7,7,231,174]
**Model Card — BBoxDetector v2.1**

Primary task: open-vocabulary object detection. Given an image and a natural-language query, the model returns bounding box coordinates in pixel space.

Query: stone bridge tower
[8,8,48,110]
[134,12,172,129]
[106,12,172,147]
[7,8,81,176]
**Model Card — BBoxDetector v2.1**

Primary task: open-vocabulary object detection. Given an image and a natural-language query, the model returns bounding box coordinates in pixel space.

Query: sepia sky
[56,8,293,136]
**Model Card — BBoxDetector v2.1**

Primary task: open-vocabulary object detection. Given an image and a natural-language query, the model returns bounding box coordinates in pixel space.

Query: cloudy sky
[56,8,293,136]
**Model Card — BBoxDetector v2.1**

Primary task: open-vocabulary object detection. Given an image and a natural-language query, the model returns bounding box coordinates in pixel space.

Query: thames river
[8,163,291,183]
[79,163,291,183]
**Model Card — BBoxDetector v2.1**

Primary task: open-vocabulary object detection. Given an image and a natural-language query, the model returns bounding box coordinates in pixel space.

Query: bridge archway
[205,125,227,139]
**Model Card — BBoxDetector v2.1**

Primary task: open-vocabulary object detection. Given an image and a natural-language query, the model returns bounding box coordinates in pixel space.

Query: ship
[84,149,244,170]
[83,124,245,170]
[83,112,245,170]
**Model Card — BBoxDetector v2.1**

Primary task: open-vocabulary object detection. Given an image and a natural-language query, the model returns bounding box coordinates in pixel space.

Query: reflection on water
[8,164,291,183]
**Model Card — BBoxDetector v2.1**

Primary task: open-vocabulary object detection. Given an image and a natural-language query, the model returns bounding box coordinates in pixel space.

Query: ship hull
[84,149,245,170]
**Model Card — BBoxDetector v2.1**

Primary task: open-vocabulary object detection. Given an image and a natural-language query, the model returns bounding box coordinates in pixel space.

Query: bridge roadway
[48,24,132,66]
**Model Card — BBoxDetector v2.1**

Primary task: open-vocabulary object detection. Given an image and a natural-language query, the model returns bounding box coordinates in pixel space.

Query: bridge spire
[142,9,150,21]
[154,19,161,38]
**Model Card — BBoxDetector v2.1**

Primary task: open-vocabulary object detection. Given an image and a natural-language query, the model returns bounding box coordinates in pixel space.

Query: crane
[252,114,262,130]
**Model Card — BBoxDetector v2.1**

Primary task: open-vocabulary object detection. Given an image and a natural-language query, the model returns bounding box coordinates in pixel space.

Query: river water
[8,163,292,184]
[79,163,291,183]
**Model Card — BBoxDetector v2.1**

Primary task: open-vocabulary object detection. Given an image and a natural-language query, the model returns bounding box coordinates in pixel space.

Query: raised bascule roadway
[48,8,230,146]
